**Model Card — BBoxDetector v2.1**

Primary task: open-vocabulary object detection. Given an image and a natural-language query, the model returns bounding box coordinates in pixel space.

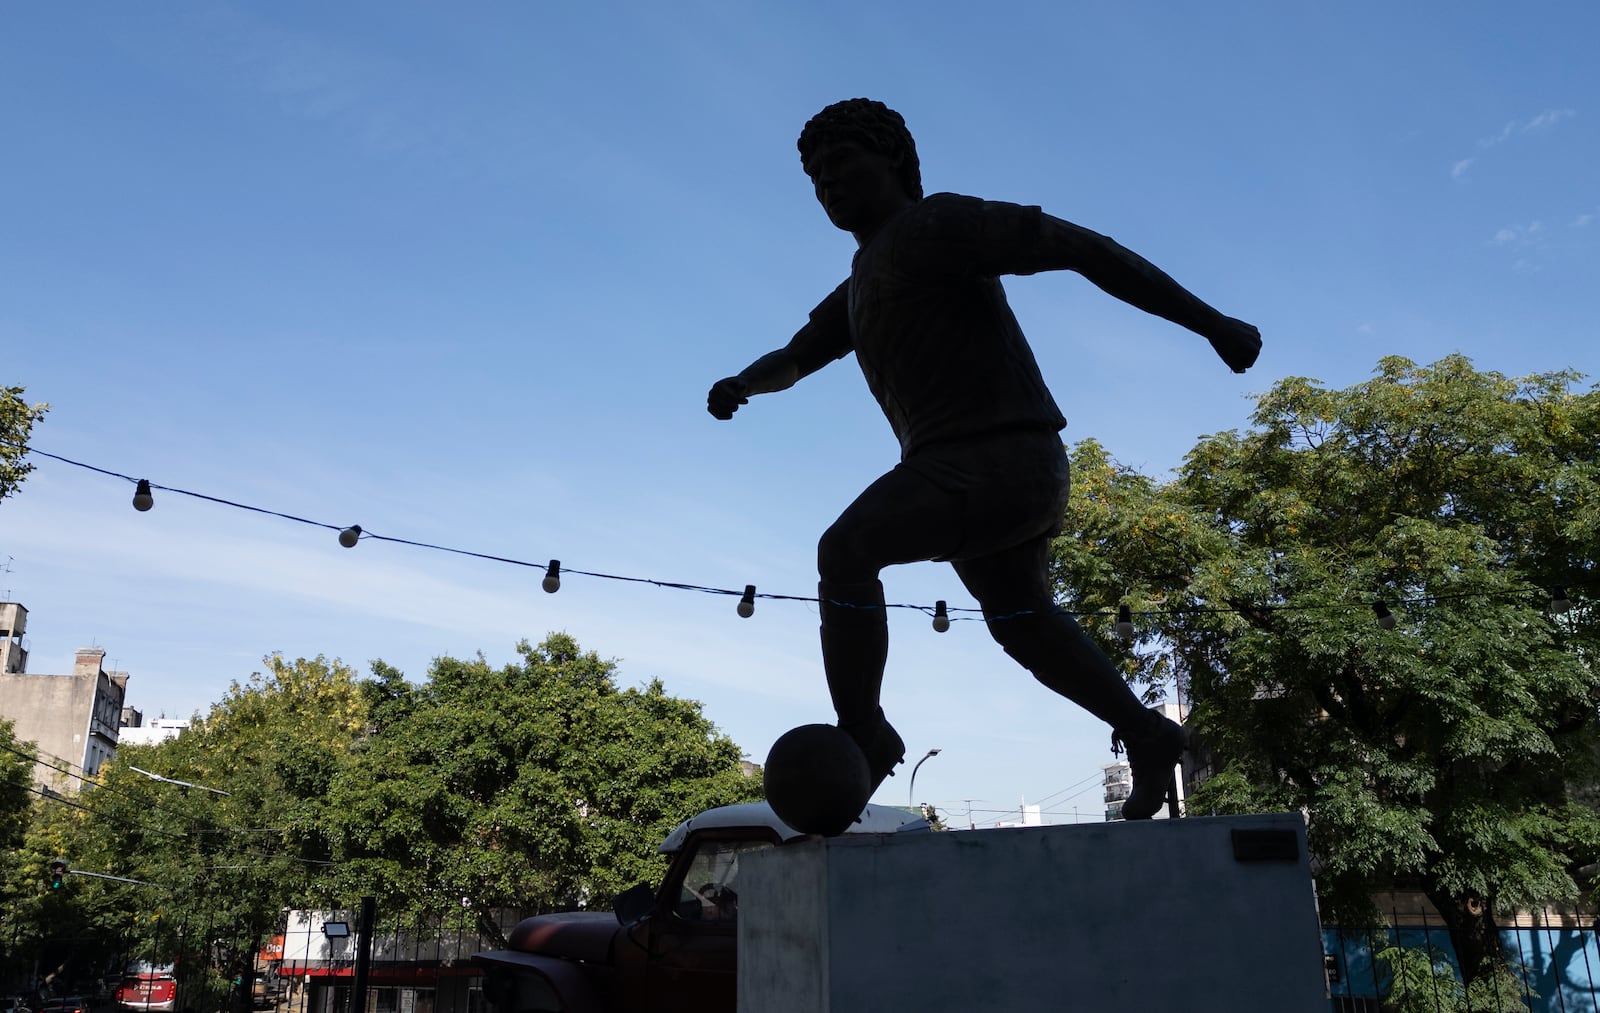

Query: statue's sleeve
[905,195,1056,278]
[785,280,853,374]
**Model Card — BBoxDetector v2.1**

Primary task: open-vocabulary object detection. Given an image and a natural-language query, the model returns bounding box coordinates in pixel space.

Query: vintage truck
[473,800,927,1012]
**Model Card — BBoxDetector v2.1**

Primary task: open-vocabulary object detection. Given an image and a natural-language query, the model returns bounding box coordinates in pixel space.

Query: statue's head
[798,99,923,202]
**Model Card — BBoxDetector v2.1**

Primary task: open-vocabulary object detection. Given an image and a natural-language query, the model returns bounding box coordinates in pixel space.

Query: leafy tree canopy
[1050,355,1600,984]
[1,384,49,503]
[5,635,761,992]
[0,718,34,849]
[320,634,763,941]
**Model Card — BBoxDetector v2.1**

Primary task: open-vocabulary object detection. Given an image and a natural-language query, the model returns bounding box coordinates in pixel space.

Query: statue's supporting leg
[818,579,904,793]
[988,609,1183,819]
[816,465,960,796]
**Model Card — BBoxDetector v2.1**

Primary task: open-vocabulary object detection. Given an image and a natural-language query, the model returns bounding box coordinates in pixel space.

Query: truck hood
[506,911,617,964]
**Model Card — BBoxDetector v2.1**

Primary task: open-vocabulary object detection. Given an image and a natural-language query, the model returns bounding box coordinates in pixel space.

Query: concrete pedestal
[737,812,1326,1012]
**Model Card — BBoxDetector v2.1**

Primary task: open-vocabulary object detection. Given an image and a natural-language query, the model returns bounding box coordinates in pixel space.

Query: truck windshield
[674,840,774,924]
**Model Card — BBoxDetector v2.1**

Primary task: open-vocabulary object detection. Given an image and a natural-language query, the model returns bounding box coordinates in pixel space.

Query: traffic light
[48,859,67,889]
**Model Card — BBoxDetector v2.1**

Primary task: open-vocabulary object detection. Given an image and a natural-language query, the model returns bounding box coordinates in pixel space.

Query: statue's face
[803,139,904,234]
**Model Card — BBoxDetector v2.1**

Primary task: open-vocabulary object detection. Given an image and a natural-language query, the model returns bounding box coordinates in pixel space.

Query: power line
[11,772,337,869]
[1024,768,1111,810]
[0,738,224,834]
[9,776,190,842]
[0,741,336,865]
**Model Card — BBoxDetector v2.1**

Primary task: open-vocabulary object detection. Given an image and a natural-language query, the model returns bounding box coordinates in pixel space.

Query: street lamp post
[908,748,942,809]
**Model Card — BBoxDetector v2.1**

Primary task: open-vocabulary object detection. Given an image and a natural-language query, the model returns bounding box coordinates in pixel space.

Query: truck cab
[474,801,926,1013]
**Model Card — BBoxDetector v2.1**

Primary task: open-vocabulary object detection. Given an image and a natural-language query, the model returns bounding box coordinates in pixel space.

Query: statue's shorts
[819,427,1070,594]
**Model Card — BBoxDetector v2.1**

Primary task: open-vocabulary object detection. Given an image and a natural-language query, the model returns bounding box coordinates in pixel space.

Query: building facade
[0,601,129,790]
[117,713,190,747]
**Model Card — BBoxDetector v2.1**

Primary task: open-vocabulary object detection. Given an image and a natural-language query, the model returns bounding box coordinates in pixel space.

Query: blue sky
[4,1,1596,828]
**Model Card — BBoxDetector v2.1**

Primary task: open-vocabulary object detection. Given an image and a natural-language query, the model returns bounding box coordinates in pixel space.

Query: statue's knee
[987,612,1033,650]
[988,611,1063,668]
[816,525,870,582]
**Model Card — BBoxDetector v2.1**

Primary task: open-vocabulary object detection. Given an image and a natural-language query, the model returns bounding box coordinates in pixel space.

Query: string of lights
[5,441,1590,632]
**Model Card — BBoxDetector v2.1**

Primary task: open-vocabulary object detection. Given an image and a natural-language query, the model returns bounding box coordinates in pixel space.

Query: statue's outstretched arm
[1037,214,1261,373]
[709,282,852,419]
[707,349,801,420]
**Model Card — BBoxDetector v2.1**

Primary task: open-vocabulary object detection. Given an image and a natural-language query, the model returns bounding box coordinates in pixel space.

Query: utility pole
[351,897,376,1013]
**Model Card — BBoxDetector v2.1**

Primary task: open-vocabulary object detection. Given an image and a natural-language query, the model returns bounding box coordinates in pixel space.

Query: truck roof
[659,801,928,853]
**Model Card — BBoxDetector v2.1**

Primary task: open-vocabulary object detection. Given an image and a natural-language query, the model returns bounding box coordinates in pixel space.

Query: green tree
[0,718,34,849]
[0,720,44,988]
[0,725,141,992]
[1376,942,1470,1013]
[1,384,49,503]
[1376,942,1536,1012]
[10,635,762,986]
[1050,356,1600,987]
[319,634,763,941]
[3,778,144,997]
[58,655,369,1009]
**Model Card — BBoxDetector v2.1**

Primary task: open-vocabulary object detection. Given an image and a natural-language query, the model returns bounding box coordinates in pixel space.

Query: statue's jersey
[791,193,1068,459]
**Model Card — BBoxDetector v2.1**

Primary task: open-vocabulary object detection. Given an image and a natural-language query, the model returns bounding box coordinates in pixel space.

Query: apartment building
[0,601,129,790]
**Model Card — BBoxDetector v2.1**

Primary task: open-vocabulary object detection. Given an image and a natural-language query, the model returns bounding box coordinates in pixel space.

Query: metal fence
[1324,902,1600,1013]
[270,911,531,1013]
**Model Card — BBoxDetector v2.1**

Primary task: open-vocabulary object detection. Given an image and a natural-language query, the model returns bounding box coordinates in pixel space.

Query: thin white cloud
[1572,211,1597,229]
[1523,108,1576,132]
[1492,221,1545,247]
[1452,109,1577,178]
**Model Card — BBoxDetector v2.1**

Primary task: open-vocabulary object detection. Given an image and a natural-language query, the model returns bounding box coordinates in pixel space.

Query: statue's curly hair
[797,98,923,201]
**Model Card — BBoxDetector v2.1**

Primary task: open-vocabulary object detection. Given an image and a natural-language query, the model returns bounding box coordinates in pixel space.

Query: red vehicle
[474,801,926,1013]
[115,967,176,1013]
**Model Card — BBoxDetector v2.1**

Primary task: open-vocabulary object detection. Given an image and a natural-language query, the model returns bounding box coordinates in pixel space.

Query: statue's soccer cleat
[1115,714,1186,821]
[841,710,905,796]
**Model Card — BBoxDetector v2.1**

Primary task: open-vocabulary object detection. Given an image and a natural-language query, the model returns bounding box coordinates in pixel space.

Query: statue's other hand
[708,377,751,420]
[1209,318,1262,374]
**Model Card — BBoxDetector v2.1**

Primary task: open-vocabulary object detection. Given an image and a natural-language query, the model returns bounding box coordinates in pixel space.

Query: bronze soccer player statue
[708,99,1261,821]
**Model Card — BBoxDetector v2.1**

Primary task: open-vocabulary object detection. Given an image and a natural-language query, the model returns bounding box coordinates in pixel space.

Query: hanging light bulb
[1372,601,1396,630]
[542,560,561,593]
[338,525,362,548]
[131,479,154,512]
[1551,586,1572,614]
[1115,604,1135,641]
[738,585,756,618]
[932,600,950,633]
